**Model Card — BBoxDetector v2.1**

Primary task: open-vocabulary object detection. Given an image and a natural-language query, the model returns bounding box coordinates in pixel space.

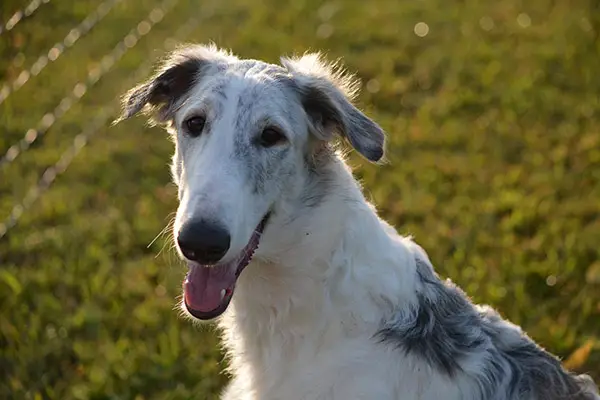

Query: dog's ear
[116,44,235,124]
[281,53,385,163]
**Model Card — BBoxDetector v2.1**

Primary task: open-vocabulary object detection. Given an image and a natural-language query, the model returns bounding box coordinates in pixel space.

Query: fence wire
[0,0,122,105]
[0,0,51,35]
[0,0,180,170]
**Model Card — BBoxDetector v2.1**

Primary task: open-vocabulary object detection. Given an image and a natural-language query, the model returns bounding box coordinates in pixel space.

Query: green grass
[1,0,599,398]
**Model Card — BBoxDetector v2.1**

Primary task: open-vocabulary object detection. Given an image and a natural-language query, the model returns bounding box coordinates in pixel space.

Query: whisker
[148,225,170,249]
[153,214,177,259]
[148,212,176,249]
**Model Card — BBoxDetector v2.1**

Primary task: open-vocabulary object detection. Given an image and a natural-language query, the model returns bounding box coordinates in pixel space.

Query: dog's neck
[218,154,421,382]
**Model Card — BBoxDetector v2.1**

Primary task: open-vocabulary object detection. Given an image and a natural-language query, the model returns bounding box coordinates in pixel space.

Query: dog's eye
[260,127,286,148]
[184,116,206,137]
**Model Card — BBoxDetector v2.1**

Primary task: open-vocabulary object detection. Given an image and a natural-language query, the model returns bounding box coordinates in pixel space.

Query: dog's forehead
[230,59,290,81]
[206,60,294,110]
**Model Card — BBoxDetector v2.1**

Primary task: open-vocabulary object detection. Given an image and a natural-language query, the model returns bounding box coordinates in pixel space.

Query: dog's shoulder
[376,242,599,400]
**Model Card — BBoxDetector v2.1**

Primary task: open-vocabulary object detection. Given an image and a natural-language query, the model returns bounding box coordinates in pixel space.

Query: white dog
[118,44,599,400]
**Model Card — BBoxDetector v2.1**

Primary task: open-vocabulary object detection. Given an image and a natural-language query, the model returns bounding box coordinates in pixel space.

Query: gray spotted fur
[378,257,599,399]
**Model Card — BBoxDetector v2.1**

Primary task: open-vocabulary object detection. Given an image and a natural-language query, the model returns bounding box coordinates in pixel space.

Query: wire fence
[0,0,122,105]
[0,0,180,170]
[0,0,51,35]
[0,15,200,240]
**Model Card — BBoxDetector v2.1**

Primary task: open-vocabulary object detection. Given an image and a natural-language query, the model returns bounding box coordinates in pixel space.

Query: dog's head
[118,43,386,320]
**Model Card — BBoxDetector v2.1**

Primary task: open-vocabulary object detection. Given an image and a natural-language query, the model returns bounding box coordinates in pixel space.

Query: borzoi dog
[118,44,599,399]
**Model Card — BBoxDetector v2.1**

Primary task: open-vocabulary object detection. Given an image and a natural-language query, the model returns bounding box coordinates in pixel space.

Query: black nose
[177,219,231,264]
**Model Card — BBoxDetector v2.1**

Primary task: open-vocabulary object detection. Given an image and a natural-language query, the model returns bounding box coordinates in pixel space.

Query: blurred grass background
[1,0,599,398]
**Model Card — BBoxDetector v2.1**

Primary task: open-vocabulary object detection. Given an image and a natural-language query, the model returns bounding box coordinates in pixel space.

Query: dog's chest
[221,323,468,400]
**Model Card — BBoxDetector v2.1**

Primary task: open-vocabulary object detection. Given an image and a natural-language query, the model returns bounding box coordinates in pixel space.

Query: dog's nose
[177,219,231,264]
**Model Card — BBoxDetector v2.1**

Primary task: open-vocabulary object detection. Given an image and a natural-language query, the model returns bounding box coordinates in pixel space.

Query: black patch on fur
[289,80,385,163]
[378,258,487,377]
[478,307,598,399]
[300,85,342,130]
[377,257,600,399]
[120,58,205,122]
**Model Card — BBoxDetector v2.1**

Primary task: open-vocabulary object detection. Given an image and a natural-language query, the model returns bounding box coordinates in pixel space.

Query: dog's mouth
[182,213,270,320]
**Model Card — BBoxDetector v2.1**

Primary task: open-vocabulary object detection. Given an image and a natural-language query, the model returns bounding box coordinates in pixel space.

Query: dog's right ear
[115,44,236,124]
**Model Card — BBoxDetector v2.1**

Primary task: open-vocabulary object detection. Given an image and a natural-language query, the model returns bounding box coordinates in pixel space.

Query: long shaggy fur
[118,44,600,400]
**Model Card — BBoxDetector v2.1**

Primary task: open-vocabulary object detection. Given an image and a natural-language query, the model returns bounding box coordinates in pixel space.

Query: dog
[117,43,600,399]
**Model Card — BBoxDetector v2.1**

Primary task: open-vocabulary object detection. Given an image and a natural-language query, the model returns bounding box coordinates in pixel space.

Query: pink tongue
[183,262,236,312]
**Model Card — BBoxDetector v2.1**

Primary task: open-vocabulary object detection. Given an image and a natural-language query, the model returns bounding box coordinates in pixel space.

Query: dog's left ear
[281,53,386,162]
[116,44,235,124]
